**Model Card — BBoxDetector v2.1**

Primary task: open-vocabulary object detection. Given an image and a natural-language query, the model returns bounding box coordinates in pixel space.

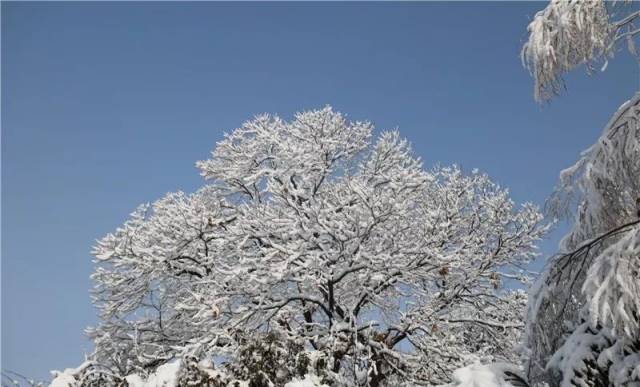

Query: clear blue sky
[2,1,637,382]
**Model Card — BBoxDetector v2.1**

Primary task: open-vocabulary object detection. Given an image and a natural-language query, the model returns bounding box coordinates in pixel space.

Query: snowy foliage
[547,321,640,387]
[525,94,640,387]
[49,359,233,387]
[583,227,640,340]
[544,225,640,387]
[521,2,640,380]
[522,0,639,102]
[48,356,331,387]
[548,94,640,251]
[407,290,529,384]
[83,107,547,386]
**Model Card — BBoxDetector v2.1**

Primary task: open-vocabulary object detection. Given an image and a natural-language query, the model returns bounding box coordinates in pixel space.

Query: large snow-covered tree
[83,107,547,386]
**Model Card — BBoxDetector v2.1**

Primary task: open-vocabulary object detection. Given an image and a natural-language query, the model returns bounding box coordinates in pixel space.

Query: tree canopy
[84,107,546,386]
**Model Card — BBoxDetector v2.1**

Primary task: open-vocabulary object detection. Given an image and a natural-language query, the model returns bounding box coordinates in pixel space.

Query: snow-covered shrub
[49,362,124,387]
[47,351,333,387]
[227,330,328,387]
[177,356,228,387]
[49,358,242,387]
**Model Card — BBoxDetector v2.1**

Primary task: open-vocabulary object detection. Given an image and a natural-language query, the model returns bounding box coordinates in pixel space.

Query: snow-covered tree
[525,93,640,387]
[518,1,640,384]
[522,0,639,102]
[441,4,640,386]
[84,107,547,386]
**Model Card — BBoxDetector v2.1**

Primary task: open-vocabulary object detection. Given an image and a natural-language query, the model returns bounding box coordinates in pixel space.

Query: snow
[450,363,523,387]
[124,374,146,387]
[49,373,76,387]
[284,374,329,387]
[49,362,92,387]
[141,361,180,387]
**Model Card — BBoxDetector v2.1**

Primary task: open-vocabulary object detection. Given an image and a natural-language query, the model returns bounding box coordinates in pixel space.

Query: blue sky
[2,1,637,382]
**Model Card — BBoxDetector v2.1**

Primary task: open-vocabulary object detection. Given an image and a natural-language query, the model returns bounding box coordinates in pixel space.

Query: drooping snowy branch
[583,225,640,340]
[522,0,639,102]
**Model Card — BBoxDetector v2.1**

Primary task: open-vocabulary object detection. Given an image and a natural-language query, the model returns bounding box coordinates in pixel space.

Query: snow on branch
[525,93,640,386]
[522,0,639,102]
[583,224,640,340]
